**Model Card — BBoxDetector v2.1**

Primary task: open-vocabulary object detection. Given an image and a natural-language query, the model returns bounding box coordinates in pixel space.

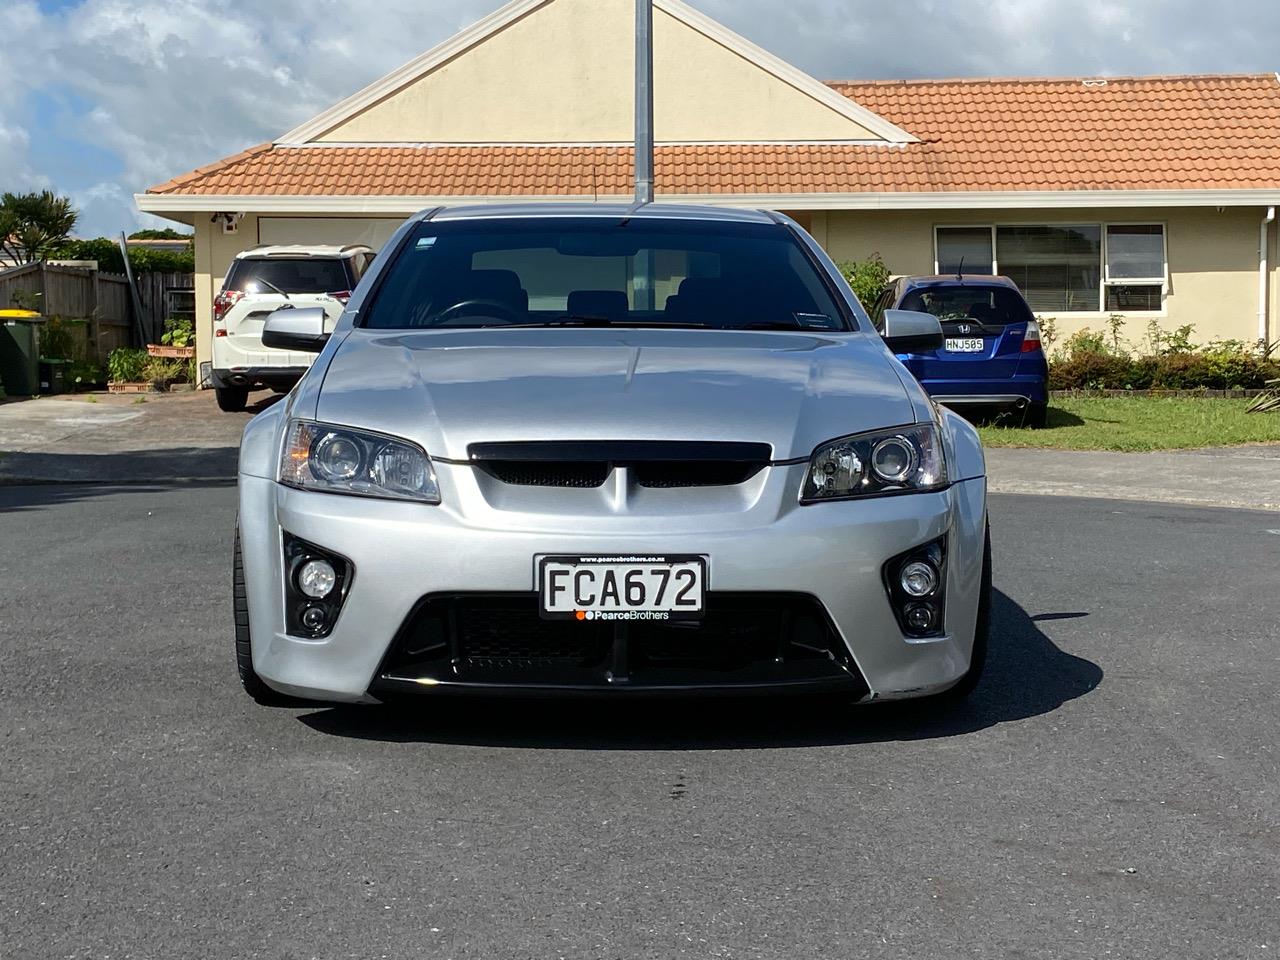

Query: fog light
[900,561,938,597]
[301,606,328,631]
[297,559,337,599]
[904,603,935,632]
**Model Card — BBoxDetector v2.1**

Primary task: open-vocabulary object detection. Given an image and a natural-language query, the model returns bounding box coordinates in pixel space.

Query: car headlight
[280,420,440,504]
[802,424,947,503]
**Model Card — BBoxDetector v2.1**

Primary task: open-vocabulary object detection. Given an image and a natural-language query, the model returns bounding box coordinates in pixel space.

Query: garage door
[257,217,406,251]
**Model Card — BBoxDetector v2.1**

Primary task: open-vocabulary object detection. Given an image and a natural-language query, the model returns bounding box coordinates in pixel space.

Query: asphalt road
[1,485,1277,959]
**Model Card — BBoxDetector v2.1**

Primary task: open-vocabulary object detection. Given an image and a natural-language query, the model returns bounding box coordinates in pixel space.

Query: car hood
[315,328,917,461]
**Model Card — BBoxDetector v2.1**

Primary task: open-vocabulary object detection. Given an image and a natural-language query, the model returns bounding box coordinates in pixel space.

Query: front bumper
[237,467,987,703]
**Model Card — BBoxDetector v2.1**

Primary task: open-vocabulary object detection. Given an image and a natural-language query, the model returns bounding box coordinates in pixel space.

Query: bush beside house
[1048,320,1279,391]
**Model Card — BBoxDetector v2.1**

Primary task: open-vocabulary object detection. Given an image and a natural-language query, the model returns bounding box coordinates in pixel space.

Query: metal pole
[118,232,148,346]
[634,0,655,205]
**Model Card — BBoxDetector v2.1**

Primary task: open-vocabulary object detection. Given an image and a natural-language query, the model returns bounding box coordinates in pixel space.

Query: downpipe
[1260,205,1275,347]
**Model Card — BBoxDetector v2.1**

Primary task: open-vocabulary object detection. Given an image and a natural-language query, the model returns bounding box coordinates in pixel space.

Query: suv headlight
[281,420,440,504]
[802,424,947,503]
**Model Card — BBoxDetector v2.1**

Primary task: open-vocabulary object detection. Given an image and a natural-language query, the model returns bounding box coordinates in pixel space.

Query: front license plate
[945,337,985,353]
[539,555,707,621]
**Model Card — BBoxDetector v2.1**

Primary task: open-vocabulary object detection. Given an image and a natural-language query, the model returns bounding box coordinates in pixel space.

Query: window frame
[933,225,996,278]
[932,220,1168,317]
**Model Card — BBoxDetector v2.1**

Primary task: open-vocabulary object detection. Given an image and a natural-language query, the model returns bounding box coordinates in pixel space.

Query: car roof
[235,244,373,259]
[429,202,780,224]
[896,274,1022,291]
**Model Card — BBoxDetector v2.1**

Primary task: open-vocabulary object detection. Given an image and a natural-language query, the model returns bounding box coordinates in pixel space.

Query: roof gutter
[1261,205,1276,346]
[136,189,1280,216]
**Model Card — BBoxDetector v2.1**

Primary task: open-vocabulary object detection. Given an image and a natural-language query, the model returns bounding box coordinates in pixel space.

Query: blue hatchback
[871,275,1049,427]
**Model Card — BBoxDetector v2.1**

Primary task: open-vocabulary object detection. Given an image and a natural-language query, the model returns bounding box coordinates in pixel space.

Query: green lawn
[975,397,1280,451]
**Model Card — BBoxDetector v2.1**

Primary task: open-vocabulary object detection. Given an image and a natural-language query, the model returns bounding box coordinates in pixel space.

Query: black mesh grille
[468,441,772,490]
[454,597,609,663]
[378,593,864,694]
[478,461,611,488]
[633,462,765,488]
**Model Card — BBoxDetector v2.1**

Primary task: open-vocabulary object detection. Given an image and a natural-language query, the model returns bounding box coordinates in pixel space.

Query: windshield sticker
[794,313,840,330]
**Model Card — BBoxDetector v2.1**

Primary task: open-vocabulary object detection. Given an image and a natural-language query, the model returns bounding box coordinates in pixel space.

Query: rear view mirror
[881,309,944,354]
[262,306,329,353]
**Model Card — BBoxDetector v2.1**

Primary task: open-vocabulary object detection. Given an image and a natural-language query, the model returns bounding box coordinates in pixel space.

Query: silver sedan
[234,204,990,707]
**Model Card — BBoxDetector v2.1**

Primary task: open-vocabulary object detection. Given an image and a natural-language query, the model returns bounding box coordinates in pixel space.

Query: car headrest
[676,277,727,301]
[967,302,997,323]
[566,290,630,320]
[464,269,528,311]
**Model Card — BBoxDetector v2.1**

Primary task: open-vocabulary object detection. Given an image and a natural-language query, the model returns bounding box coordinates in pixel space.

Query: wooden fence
[0,261,193,362]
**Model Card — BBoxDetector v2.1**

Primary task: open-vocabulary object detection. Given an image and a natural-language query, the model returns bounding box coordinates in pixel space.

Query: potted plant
[106,347,152,393]
[147,317,196,359]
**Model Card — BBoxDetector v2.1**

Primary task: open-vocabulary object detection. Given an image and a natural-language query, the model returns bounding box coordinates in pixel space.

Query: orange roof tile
[147,74,1280,198]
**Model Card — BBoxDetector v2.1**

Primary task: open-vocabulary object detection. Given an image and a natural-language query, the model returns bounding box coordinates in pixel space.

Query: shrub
[107,347,149,384]
[66,360,104,390]
[142,356,183,387]
[41,315,81,361]
[838,254,892,309]
[48,237,194,274]
[160,316,194,348]
[1049,351,1145,390]
[1049,323,1280,391]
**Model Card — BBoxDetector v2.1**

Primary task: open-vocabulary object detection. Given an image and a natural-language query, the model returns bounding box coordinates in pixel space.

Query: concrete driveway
[2,391,1278,510]
[0,391,274,484]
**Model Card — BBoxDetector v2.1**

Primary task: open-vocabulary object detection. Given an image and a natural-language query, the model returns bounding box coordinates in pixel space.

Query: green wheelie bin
[0,309,47,397]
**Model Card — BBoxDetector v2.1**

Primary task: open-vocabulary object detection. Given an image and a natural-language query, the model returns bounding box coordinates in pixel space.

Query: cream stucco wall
[316,0,879,145]
[824,206,1279,348]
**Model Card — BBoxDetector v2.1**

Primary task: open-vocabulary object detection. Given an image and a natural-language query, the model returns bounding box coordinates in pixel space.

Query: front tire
[216,386,249,413]
[234,532,304,707]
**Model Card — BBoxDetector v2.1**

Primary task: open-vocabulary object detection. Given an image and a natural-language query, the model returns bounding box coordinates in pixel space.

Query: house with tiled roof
[136,0,1280,372]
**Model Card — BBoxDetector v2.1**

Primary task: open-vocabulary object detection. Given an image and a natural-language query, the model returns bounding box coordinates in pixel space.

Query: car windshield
[899,284,1034,328]
[361,217,849,331]
[226,258,351,295]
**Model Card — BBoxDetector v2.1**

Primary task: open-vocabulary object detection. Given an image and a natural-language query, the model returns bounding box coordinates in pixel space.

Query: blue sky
[2,0,1277,238]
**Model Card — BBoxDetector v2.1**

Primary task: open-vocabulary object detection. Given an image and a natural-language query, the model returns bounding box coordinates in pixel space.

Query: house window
[936,227,994,275]
[933,222,1167,314]
[996,225,1102,313]
[1104,224,1165,311]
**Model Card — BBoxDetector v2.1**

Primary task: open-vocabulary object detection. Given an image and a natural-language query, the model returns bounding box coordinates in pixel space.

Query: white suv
[210,245,375,411]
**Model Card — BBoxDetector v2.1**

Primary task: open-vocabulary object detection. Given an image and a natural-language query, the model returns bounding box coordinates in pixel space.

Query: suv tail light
[213,289,244,323]
[326,290,352,304]
[1021,319,1042,353]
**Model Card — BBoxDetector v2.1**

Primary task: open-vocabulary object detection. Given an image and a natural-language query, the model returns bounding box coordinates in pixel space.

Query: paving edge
[987,479,1279,512]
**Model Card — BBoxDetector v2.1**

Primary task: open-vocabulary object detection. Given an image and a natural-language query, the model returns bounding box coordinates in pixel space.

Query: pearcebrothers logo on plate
[573,609,676,622]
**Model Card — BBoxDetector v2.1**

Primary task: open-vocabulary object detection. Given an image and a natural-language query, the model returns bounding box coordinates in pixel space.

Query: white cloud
[1,0,1278,236]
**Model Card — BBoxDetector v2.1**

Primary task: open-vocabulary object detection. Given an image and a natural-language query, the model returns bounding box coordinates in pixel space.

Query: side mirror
[881,309,943,353]
[261,306,329,353]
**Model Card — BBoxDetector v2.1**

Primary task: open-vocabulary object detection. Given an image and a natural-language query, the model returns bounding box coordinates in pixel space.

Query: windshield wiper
[483,315,615,329]
[475,317,717,330]
[733,321,804,331]
[252,278,291,299]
